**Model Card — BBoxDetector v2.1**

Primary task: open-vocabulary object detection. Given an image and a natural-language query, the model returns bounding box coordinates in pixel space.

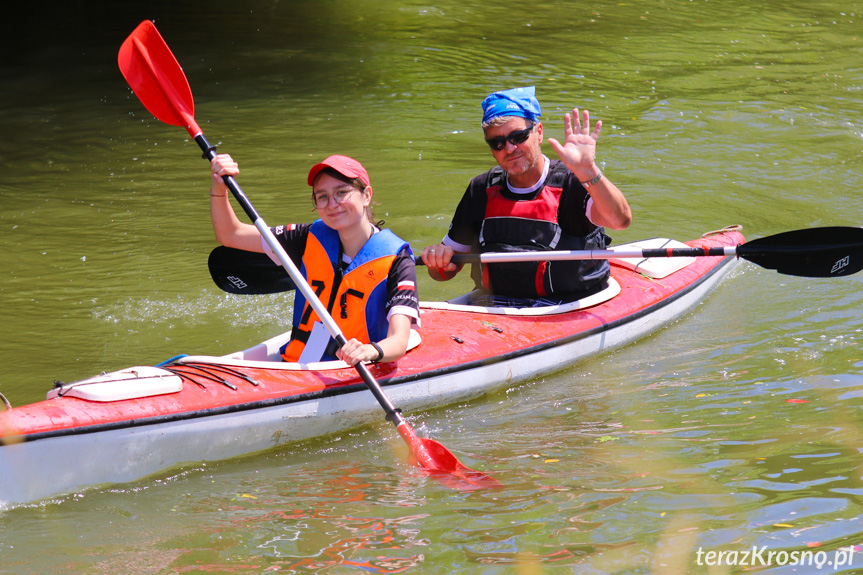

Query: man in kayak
[210,154,420,365]
[421,86,632,306]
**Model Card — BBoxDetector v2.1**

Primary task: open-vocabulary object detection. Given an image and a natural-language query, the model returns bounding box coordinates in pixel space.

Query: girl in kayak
[209,154,420,366]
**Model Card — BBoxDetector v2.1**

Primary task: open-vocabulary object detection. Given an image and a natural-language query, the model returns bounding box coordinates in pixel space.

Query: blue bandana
[481,86,542,124]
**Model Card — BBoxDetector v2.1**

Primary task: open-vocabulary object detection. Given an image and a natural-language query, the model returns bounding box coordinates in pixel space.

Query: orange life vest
[281,221,410,363]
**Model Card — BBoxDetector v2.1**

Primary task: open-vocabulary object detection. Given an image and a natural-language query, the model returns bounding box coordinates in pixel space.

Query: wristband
[370,342,384,363]
[581,170,602,188]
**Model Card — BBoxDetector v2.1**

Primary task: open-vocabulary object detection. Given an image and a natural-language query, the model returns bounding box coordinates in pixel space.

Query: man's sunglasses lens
[485,125,534,151]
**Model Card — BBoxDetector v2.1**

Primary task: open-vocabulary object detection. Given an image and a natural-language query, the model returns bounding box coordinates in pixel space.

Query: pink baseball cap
[307,155,370,187]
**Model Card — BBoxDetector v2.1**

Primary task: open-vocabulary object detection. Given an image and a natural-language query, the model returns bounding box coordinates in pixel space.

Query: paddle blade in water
[739,226,863,278]
[397,425,500,489]
[419,438,502,489]
[118,21,200,136]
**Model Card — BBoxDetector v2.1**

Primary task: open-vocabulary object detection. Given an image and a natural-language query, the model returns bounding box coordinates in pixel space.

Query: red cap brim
[307,155,370,187]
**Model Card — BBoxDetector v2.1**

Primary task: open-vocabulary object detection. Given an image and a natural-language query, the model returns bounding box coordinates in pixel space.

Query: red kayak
[0,227,745,507]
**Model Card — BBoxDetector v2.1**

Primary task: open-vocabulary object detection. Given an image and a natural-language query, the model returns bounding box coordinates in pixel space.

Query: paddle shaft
[441,246,735,265]
[194,135,408,427]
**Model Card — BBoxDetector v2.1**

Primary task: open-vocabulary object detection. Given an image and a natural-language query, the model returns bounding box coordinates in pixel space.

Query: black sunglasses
[485,124,535,151]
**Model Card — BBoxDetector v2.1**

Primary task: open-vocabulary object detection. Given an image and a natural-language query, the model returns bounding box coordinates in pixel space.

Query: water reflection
[189,468,429,573]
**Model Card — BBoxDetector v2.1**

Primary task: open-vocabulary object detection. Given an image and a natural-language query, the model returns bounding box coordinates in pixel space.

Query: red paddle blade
[118,21,201,137]
[397,424,500,489]
[418,437,502,489]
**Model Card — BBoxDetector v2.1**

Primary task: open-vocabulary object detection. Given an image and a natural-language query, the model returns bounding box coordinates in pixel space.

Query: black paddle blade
[208,246,295,294]
[739,226,863,278]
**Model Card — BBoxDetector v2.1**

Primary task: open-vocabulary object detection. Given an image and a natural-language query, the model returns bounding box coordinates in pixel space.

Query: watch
[370,342,385,363]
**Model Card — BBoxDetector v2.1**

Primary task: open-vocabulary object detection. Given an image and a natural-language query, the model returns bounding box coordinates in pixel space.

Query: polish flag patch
[397,280,416,291]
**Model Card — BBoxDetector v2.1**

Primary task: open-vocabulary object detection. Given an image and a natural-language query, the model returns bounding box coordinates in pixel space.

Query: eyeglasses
[485,124,535,151]
[312,187,361,209]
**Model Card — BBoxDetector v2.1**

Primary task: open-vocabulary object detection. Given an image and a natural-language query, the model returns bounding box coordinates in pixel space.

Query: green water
[1,1,862,573]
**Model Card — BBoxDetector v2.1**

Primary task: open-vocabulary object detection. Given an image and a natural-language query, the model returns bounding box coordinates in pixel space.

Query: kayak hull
[0,228,743,507]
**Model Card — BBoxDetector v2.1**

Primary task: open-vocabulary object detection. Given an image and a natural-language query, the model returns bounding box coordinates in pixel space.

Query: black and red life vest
[478,163,609,298]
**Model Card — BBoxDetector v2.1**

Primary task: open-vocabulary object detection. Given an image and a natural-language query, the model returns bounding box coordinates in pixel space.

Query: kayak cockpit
[421,277,621,316]
[177,328,423,370]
